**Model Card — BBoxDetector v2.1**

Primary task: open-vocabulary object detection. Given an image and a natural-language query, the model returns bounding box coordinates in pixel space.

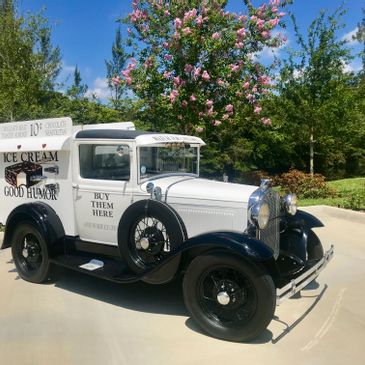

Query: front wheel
[183,252,276,342]
[11,222,52,283]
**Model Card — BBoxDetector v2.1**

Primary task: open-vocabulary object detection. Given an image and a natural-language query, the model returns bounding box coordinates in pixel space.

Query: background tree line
[0,0,364,180]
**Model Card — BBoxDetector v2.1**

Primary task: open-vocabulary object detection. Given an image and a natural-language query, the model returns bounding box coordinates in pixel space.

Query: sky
[18,0,364,100]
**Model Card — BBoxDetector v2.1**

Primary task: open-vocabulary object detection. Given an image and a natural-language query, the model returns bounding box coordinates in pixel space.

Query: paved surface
[0,206,364,365]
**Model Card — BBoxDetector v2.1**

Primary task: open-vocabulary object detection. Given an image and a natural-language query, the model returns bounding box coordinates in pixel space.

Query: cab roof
[75,129,206,147]
[75,129,152,140]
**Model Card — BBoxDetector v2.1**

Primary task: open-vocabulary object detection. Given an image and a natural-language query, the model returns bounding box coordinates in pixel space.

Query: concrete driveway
[0,206,364,365]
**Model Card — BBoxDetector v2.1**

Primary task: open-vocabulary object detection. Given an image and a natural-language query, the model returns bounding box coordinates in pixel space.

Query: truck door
[73,142,134,245]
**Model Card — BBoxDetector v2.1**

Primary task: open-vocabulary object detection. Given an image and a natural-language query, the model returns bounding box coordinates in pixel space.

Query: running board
[50,253,140,283]
[276,245,334,304]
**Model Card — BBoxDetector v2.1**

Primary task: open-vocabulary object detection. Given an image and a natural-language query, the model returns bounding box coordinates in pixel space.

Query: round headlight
[283,194,298,215]
[257,202,270,229]
[250,202,270,229]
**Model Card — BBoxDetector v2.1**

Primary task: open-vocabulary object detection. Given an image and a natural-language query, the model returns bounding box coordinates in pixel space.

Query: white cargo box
[0,118,135,236]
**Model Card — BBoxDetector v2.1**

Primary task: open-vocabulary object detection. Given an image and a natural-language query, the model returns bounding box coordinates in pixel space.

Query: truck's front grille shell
[259,190,280,258]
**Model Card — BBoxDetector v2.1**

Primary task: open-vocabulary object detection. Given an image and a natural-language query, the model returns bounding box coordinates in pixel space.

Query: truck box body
[0,118,136,239]
[0,118,75,235]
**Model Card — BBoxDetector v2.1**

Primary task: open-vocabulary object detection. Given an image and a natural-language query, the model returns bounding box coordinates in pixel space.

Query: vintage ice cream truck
[0,117,333,342]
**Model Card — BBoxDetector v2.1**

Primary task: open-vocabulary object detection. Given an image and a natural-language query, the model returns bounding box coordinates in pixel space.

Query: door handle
[72,183,79,190]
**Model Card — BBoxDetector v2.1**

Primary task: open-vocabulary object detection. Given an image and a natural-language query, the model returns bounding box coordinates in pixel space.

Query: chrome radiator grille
[258,189,280,259]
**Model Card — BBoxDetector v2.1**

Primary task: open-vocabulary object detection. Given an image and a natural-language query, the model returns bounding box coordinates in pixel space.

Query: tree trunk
[309,129,314,177]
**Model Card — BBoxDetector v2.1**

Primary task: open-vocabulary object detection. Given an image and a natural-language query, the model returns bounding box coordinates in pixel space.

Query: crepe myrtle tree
[116,0,289,134]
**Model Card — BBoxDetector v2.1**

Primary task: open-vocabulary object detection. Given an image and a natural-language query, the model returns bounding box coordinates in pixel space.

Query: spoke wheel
[129,216,170,267]
[11,222,51,283]
[183,253,276,342]
[17,233,43,274]
[199,266,258,327]
[119,200,186,275]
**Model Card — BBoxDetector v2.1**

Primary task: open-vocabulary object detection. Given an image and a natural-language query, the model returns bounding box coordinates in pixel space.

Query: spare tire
[118,200,187,273]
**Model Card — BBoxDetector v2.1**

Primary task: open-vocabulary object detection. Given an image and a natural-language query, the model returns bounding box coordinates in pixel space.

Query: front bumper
[276,245,334,304]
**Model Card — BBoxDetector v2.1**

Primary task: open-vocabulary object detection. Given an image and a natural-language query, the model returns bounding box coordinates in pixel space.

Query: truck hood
[141,176,258,204]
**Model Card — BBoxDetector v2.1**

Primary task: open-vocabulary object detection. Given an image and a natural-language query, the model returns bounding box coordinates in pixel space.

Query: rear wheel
[183,252,276,342]
[11,222,51,283]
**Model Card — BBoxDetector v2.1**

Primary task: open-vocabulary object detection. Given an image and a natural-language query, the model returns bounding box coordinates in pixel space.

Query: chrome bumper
[276,245,334,305]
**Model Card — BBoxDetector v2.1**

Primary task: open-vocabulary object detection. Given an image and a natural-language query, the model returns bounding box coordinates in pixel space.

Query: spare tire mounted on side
[118,200,187,274]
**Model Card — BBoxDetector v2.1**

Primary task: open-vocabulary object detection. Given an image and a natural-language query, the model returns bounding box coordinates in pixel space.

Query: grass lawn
[299,177,365,210]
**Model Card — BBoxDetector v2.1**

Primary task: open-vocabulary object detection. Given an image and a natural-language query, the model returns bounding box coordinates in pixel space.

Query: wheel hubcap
[217,291,230,305]
[131,216,170,266]
[22,248,29,258]
[18,234,43,274]
[199,267,257,326]
[139,237,150,250]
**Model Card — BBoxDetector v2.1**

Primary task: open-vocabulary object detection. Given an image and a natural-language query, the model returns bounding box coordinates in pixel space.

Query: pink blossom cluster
[184,64,194,73]
[129,0,148,24]
[121,59,137,85]
[258,75,271,86]
[112,76,121,85]
[144,57,154,69]
[212,32,221,40]
[261,117,272,126]
[248,0,285,39]
[169,89,179,103]
[183,9,197,22]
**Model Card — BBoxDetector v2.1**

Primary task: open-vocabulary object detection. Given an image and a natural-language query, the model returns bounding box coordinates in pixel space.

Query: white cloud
[86,77,110,100]
[255,46,281,60]
[342,60,362,73]
[341,28,359,45]
[293,68,304,79]
[63,63,76,73]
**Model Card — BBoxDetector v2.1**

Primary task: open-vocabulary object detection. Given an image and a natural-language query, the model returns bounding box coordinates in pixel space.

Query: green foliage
[267,6,365,178]
[105,27,128,110]
[66,66,88,100]
[355,7,364,70]
[32,91,125,125]
[300,178,365,211]
[0,0,61,121]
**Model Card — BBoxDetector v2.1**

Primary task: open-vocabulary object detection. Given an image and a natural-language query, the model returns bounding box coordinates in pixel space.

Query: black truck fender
[1,202,65,256]
[142,231,279,285]
[279,209,325,268]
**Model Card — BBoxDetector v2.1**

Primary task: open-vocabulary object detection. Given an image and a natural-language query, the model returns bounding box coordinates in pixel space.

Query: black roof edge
[75,129,155,140]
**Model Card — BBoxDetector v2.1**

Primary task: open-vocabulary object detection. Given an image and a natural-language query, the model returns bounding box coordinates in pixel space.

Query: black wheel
[11,222,51,283]
[183,252,276,342]
[119,200,186,273]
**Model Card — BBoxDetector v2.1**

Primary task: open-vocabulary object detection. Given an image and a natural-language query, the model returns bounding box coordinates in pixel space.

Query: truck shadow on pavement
[51,266,274,344]
[52,267,274,344]
[53,266,188,316]
[5,258,324,345]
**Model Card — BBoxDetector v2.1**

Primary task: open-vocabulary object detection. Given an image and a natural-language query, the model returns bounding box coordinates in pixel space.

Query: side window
[79,144,130,181]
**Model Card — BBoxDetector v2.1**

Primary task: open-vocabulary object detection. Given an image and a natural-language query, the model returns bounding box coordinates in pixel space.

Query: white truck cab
[0,117,333,342]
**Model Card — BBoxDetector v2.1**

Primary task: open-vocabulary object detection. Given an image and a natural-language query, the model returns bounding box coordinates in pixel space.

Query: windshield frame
[137,143,201,183]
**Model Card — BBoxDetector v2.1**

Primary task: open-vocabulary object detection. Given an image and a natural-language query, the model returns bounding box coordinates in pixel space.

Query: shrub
[274,169,336,199]
[340,192,365,211]
[235,170,271,186]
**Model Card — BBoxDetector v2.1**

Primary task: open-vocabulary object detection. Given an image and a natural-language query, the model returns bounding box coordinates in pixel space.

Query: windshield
[139,145,199,179]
